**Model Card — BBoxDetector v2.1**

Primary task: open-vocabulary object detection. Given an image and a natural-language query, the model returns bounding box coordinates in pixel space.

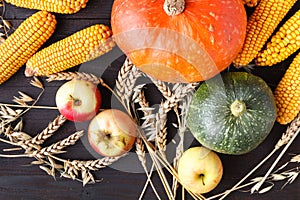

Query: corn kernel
[256,9,300,66]
[25,24,115,76]
[233,0,297,67]
[6,0,89,14]
[0,11,56,85]
[275,52,300,124]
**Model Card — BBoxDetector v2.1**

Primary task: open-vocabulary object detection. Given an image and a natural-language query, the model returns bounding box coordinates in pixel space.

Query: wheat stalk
[276,114,300,149]
[30,136,122,185]
[133,85,156,141]
[131,86,163,200]
[30,115,66,145]
[67,155,124,171]
[132,88,149,164]
[47,71,103,85]
[153,79,173,99]
[115,58,142,113]
[0,78,45,127]
[139,131,205,200]
[0,73,125,186]
[208,154,300,199]
[23,115,67,153]
[61,155,124,186]
[251,125,300,193]
[135,80,199,198]
[154,81,198,154]
[217,113,300,199]
[172,93,194,197]
[31,131,84,158]
[115,58,134,97]
[3,115,66,153]
[155,102,169,154]
[0,106,23,126]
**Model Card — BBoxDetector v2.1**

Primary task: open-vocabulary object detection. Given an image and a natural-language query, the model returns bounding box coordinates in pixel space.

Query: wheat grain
[155,101,169,154]
[276,114,300,149]
[47,72,103,85]
[29,115,66,145]
[115,58,134,96]
[24,115,66,152]
[12,92,34,106]
[30,77,44,89]
[69,155,124,171]
[13,119,23,132]
[17,92,34,102]
[134,88,156,140]
[31,131,84,158]
[135,137,146,167]
[155,82,198,154]
[152,79,173,100]
[115,58,142,111]
[40,165,56,178]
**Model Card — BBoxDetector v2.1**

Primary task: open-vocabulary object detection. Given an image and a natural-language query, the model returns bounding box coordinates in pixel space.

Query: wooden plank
[3,0,113,20]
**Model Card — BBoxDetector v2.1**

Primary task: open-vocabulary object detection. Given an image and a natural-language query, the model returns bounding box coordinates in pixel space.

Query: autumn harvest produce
[5,0,89,14]
[1,0,300,199]
[242,0,260,7]
[187,72,277,155]
[88,109,137,157]
[178,147,223,195]
[274,52,300,125]
[55,79,102,122]
[25,24,115,77]
[0,10,56,85]
[256,9,300,66]
[233,0,298,67]
[111,0,247,83]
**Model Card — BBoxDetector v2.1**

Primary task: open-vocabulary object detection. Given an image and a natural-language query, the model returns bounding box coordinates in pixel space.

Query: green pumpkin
[187,72,277,155]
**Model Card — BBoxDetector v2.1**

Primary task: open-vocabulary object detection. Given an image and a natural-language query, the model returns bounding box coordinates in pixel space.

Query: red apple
[55,79,101,122]
[178,146,223,194]
[88,109,137,157]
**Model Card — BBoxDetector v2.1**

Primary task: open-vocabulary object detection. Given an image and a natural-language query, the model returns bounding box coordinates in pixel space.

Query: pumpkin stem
[230,100,246,117]
[163,0,185,16]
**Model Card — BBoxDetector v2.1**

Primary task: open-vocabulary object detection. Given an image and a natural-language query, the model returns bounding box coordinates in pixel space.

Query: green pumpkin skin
[187,72,277,155]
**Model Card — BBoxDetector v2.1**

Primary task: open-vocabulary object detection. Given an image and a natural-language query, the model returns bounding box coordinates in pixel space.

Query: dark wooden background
[0,0,300,199]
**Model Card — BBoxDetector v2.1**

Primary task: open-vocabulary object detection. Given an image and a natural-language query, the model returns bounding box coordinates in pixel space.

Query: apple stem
[163,0,185,16]
[199,174,205,186]
[69,95,82,106]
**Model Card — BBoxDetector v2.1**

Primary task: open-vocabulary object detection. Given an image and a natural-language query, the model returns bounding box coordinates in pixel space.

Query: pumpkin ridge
[111,0,247,82]
[188,72,277,155]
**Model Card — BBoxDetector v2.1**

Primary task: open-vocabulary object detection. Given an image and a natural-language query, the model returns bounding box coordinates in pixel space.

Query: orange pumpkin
[111,0,247,83]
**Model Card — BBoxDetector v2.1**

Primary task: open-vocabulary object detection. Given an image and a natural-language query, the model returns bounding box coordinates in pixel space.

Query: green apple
[178,146,223,194]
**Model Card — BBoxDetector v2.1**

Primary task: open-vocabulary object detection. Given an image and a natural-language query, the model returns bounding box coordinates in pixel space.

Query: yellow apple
[88,109,137,157]
[178,146,223,194]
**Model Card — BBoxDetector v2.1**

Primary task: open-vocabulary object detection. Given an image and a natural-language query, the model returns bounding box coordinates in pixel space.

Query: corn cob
[25,24,115,77]
[233,0,297,68]
[6,0,89,14]
[256,9,300,66]
[242,0,260,7]
[0,11,56,85]
[274,52,300,125]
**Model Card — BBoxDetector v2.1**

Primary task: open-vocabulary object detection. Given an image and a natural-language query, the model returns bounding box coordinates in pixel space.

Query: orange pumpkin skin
[111,0,247,83]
